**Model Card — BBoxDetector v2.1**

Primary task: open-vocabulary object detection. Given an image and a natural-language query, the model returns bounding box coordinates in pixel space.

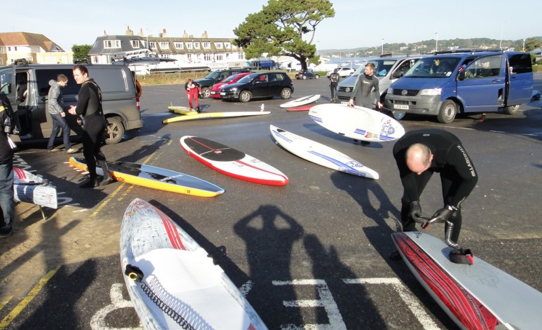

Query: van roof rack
[433,48,504,55]
[380,53,393,58]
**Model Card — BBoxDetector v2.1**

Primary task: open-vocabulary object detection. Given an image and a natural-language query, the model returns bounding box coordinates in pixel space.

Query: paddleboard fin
[125,264,144,282]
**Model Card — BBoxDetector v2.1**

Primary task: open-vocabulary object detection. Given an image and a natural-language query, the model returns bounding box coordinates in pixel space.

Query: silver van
[336,54,423,103]
[0,63,143,144]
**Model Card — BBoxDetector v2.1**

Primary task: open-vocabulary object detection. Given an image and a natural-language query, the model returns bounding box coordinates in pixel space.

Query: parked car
[0,63,143,144]
[327,67,355,78]
[336,54,424,103]
[384,50,533,123]
[195,68,251,98]
[219,72,294,102]
[209,72,252,99]
[295,70,320,80]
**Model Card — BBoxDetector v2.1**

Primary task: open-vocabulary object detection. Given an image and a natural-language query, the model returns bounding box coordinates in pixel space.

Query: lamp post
[435,32,438,52]
[381,38,384,55]
[499,21,508,49]
[523,38,526,52]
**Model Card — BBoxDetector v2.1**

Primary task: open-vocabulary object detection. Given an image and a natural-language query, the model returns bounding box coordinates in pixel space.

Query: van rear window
[35,69,81,96]
[92,69,127,93]
[508,54,532,74]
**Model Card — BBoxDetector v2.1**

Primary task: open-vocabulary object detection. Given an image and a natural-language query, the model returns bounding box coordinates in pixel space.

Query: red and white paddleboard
[120,198,268,330]
[180,136,288,186]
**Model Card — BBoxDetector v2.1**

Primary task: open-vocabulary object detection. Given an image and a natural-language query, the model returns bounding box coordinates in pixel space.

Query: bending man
[393,129,478,246]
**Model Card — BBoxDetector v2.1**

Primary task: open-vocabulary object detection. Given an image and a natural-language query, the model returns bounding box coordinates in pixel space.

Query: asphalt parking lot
[1,74,541,329]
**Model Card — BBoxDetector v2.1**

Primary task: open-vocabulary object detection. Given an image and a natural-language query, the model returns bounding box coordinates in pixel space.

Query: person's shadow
[234,204,304,328]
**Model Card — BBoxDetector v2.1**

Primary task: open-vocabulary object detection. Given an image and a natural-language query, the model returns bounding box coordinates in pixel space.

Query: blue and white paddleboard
[270,125,379,179]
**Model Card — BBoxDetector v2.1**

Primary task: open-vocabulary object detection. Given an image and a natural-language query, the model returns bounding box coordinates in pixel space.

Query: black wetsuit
[351,73,379,108]
[393,129,478,243]
[75,79,107,182]
[329,72,340,102]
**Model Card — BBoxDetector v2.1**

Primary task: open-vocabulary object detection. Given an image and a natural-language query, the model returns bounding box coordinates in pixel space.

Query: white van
[0,63,143,144]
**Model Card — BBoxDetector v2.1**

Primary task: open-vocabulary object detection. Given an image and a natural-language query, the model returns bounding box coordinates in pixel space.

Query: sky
[4,0,541,52]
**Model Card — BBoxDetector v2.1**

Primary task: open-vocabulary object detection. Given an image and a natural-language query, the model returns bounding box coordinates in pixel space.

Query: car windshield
[404,57,461,78]
[352,59,397,77]
[237,74,256,84]
[205,71,221,79]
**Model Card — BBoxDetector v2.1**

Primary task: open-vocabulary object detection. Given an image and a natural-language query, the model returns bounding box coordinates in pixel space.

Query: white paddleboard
[392,231,542,329]
[280,94,320,108]
[270,125,379,179]
[308,103,405,142]
[180,136,288,186]
[120,198,268,330]
[13,167,57,209]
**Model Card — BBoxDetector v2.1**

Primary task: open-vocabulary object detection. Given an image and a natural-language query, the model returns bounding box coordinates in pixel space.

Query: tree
[234,0,335,71]
[72,45,92,63]
[524,37,542,52]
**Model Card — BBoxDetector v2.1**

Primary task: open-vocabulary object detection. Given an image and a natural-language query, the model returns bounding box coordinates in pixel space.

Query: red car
[209,72,252,99]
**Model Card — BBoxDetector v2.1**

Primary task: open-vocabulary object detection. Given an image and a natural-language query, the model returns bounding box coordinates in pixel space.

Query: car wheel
[503,104,520,115]
[201,87,211,99]
[280,88,292,99]
[239,90,252,103]
[437,100,458,124]
[315,75,320,79]
[302,76,307,80]
[105,116,124,144]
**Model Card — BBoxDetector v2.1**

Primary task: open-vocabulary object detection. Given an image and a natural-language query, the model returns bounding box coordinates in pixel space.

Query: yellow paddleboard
[162,111,271,124]
[168,105,199,115]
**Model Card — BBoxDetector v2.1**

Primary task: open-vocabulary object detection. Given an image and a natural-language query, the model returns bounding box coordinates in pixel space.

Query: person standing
[328,68,340,103]
[348,62,382,110]
[185,79,201,113]
[68,65,113,188]
[392,129,478,249]
[47,74,77,153]
[0,96,15,238]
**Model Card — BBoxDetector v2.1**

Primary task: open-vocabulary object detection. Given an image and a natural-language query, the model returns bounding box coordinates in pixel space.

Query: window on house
[204,54,212,61]
[215,43,223,49]
[174,42,184,49]
[159,42,170,49]
[130,40,140,48]
[186,43,193,49]
[224,42,231,48]
[216,54,223,61]
[194,42,200,49]
[202,42,210,49]
[103,40,121,49]
[149,42,157,49]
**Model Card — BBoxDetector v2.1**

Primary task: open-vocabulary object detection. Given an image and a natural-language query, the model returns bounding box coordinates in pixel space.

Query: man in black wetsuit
[68,65,113,188]
[348,62,382,110]
[328,68,340,103]
[392,129,478,247]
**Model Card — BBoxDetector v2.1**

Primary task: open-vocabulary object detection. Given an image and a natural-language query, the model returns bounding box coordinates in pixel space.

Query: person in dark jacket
[0,96,15,238]
[328,68,340,103]
[68,65,113,188]
[392,129,478,246]
[47,74,77,153]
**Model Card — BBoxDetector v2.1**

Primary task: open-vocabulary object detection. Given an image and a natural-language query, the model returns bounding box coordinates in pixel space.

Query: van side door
[456,55,505,113]
[505,53,533,106]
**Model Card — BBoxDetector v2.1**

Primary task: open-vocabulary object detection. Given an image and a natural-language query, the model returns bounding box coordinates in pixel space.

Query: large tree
[72,44,92,63]
[234,0,335,71]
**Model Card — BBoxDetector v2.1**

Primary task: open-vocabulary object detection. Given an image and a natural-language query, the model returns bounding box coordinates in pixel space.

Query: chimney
[104,30,107,36]
[138,28,143,37]
[126,26,134,36]
[183,30,188,38]
[202,30,208,38]
[160,28,167,38]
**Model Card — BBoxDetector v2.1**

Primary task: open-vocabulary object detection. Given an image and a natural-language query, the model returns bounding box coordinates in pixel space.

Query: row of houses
[0,32,73,65]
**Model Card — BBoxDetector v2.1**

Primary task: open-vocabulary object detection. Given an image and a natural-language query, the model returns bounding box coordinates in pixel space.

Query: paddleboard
[69,157,224,197]
[163,111,270,124]
[167,105,198,116]
[308,104,405,142]
[120,198,268,330]
[180,136,288,186]
[392,231,542,329]
[285,104,315,112]
[13,167,57,209]
[280,94,320,108]
[270,125,379,179]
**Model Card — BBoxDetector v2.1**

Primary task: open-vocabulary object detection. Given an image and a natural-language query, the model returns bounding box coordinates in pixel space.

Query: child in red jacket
[185,79,201,113]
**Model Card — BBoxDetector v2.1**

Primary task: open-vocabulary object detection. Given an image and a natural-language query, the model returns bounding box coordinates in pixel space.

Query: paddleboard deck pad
[392,231,542,329]
[280,94,320,108]
[285,104,315,112]
[270,125,379,179]
[180,136,288,186]
[69,157,224,197]
[163,111,270,124]
[309,104,405,142]
[121,198,268,330]
[13,167,57,209]
[168,105,198,115]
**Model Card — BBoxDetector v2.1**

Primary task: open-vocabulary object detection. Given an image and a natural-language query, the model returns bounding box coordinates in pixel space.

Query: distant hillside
[320,36,542,57]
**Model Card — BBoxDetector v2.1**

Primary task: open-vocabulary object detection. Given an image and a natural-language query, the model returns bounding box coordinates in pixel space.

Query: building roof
[0,32,65,51]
